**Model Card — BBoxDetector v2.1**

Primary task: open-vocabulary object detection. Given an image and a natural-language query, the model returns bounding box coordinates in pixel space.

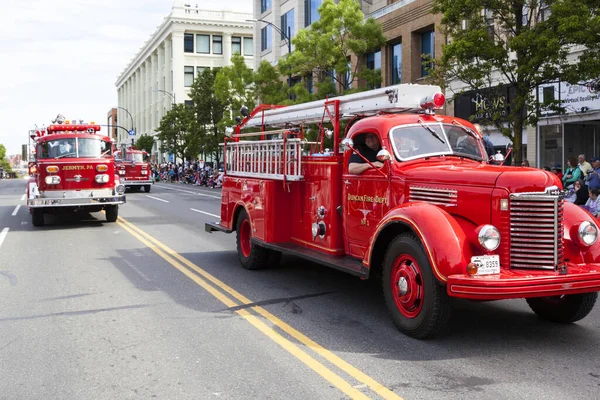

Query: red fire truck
[27,116,126,227]
[114,146,153,192]
[206,84,600,339]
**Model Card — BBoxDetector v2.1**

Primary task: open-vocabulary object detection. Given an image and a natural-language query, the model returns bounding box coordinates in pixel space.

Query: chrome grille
[509,188,564,270]
[409,186,457,207]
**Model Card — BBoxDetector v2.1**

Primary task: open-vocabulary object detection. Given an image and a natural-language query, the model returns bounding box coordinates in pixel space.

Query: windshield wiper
[452,119,478,138]
[55,152,76,159]
[418,119,445,144]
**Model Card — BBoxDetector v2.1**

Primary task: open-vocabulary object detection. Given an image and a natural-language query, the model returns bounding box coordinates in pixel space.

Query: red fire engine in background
[114,146,153,193]
[27,115,126,227]
[206,84,600,339]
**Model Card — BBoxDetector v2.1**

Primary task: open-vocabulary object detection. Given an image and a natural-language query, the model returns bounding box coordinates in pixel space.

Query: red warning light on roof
[420,92,446,110]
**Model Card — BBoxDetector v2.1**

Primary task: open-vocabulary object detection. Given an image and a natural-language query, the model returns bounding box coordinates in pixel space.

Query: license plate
[470,255,500,275]
[141,170,148,175]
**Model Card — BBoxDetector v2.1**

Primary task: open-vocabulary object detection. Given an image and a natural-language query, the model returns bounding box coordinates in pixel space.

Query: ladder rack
[242,83,442,128]
[225,138,304,181]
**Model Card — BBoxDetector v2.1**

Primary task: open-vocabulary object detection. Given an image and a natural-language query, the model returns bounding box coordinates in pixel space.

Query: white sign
[538,81,600,115]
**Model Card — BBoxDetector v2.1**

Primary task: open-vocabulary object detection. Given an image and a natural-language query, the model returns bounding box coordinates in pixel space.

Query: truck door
[342,132,391,259]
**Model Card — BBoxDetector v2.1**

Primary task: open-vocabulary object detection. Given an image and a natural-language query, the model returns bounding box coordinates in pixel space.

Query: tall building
[252,0,441,89]
[106,108,118,142]
[116,1,254,163]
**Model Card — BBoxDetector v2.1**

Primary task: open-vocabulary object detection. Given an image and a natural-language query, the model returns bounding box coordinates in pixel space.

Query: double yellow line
[116,216,402,400]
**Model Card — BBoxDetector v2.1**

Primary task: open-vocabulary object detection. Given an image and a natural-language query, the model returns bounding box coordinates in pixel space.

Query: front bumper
[447,264,600,300]
[123,179,153,186]
[28,194,126,208]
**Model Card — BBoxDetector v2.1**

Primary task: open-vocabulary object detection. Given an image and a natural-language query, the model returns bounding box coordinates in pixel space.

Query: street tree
[0,144,12,174]
[432,0,600,164]
[254,60,290,105]
[156,103,198,164]
[280,0,386,97]
[214,53,256,122]
[189,68,227,167]
[134,134,155,153]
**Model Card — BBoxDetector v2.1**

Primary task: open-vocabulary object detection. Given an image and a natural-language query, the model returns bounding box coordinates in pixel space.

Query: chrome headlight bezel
[578,221,598,246]
[477,224,501,251]
[115,184,125,195]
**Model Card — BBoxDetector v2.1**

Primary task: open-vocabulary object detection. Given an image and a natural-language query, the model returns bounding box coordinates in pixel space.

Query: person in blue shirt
[585,157,600,190]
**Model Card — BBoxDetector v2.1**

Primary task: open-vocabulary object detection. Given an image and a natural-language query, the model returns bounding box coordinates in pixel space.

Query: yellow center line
[117,216,403,400]
[116,219,371,400]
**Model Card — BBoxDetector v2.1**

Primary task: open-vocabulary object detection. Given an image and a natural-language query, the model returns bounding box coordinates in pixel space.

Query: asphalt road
[1,178,599,400]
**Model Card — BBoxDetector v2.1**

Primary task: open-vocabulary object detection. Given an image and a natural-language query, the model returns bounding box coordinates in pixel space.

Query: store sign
[537,81,600,116]
[454,85,515,124]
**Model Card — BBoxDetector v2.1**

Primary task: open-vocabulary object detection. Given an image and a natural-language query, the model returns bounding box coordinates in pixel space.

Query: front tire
[32,209,44,227]
[144,185,151,193]
[105,205,118,222]
[526,293,597,323]
[236,209,271,270]
[382,233,451,339]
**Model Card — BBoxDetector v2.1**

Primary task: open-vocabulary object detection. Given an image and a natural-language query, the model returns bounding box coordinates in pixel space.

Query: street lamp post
[247,18,293,91]
[153,89,176,107]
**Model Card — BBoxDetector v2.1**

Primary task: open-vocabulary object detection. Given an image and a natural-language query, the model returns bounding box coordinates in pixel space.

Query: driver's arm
[349,162,374,175]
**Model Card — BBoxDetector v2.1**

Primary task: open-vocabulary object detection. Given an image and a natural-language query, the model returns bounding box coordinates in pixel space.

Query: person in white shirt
[578,154,593,178]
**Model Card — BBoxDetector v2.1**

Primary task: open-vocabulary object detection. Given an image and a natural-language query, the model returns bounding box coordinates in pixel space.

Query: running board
[252,239,368,278]
[205,221,232,234]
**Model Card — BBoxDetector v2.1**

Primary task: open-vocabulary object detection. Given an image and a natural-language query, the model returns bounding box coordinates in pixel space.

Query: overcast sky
[0,0,253,156]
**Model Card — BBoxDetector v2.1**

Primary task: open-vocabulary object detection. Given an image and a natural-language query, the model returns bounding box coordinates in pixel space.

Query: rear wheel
[236,209,271,270]
[144,185,151,193]
[31,209,44,227]
[526,293,597,323]
[382,233,451,339]
[105,205,118,222]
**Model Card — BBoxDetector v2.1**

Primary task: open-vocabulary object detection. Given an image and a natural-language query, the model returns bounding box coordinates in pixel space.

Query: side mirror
[377,149,391,162]
[341,138,354,150]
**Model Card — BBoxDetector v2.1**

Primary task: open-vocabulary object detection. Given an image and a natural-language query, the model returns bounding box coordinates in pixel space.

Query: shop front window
[540,124,563,172]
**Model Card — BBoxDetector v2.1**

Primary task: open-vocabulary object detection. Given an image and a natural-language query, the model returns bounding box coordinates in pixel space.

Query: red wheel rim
[391,254,424,318]
[239,219,252,258]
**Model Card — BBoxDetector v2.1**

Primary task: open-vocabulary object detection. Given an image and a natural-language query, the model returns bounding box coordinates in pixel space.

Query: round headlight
[478,225,500,251]
[116,184,125,195]
[578,221,598,246]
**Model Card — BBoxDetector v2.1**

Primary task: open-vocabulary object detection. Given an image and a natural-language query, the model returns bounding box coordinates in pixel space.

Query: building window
[184,66,194,87]
[261,26,272,51]
[261,0,271,13]
[306,73,313,94]
[197,66,208,77]
[184,100,194,108]
[366,50,381,89]
[243,37,253,56]
[212,35,222,54]
[232,36,241,55]
[184,33,194,53]
[196,34,210,54]
[421,30,434,77]
[305,0,322,27]
[390,43,402,84]
[281,9,295,40]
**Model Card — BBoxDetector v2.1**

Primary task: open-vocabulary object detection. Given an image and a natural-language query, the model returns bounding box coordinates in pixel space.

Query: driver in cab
[348,133,384,175]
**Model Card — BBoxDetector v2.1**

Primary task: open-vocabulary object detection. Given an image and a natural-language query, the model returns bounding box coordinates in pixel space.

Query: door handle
[344,180,351,185]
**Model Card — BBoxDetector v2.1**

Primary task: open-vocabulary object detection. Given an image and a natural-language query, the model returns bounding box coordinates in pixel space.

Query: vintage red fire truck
[27,116,126,226]
[206,84,600,339]
[114,146,153,192]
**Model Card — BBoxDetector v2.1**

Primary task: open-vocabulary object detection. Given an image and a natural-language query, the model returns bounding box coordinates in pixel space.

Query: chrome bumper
[28,195,126,208]
[123,179,154,186]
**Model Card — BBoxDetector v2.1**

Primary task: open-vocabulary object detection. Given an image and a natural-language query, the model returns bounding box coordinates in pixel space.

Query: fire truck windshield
[37,138,112,159]
[120,152,145,162]
[390,123,485,161]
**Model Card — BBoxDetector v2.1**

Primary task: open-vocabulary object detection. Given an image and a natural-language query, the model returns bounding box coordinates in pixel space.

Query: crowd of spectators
[557,154,600,217]
[150,161,223,188]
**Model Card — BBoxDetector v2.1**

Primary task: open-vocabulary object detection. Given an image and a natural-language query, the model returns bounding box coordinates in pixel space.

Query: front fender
[563,201,600,264]
[366,202,471,282]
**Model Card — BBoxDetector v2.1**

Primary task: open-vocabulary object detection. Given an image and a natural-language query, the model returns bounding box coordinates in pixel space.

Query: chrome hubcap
[398,277,408,296]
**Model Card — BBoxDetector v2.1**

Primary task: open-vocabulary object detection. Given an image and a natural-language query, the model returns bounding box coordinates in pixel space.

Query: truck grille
[509,188,564,270]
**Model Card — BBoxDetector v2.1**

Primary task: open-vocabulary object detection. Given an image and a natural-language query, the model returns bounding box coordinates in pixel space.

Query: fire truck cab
[114,146,153,192]
[206,84,600,339]
[27,116,126,226]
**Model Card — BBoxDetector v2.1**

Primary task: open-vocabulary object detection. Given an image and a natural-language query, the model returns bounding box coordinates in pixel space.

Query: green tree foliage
[189,68,227,166]
[156,104,199,164]
[432,0,600,164]
[134,134,155,153]
[0,144,12,173]
[214,53,256,123]
[254,60,289,104]
[280,0,386,96]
